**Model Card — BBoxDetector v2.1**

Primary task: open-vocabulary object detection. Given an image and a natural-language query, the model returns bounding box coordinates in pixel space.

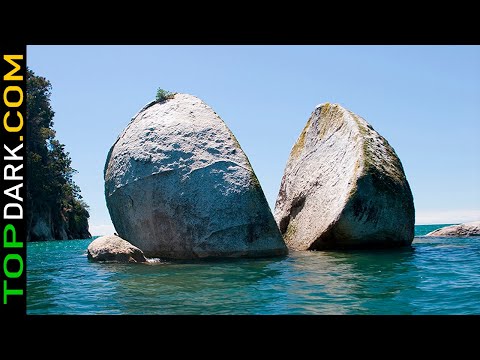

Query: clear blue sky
[27,46,480,235]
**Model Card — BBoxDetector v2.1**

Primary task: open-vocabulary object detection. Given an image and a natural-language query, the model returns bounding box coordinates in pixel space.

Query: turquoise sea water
[27,224,480,315]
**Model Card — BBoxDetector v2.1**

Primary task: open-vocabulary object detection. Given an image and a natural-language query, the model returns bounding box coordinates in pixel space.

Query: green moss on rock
[291,117,312,159]
[318,103,344,140]
[284,221,297,242]
[249,170,261,189]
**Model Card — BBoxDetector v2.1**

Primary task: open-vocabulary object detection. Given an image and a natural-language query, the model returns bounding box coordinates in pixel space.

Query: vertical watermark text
[1,46,26,314]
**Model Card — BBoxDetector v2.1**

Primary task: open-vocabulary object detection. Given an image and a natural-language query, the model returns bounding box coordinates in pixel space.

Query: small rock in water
[425,221,480,237]
[87,234,147,263]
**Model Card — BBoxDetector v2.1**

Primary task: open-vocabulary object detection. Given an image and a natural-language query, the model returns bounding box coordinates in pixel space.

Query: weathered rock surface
[29,211,91,241]
[104,93,287,259]
[425,221,480,237]
[274,103,415,250]
[87,234,147,263]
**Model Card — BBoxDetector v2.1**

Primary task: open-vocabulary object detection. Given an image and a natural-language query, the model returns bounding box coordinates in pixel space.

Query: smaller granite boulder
[426,221,480,237]
[87,234,147,263]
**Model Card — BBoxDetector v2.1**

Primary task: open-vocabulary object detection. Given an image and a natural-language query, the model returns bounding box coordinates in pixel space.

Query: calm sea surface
[27,224,480,314]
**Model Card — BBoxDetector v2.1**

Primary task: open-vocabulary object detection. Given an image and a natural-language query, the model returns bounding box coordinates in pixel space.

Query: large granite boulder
[87,234,147,263]
[426,221,480,237]
[104,93,287,259]
[274,103,415,250]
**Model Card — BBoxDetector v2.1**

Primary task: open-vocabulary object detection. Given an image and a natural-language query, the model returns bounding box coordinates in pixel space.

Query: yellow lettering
[3,111,23,132]
[3,86,23,107]
[3,55,23,81]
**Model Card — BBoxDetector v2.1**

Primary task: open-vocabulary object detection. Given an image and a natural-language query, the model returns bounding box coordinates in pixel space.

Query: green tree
[156,88,175,102]
[26,68,90,241]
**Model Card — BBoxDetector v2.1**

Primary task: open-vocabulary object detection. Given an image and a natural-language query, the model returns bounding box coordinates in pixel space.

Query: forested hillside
[26,68,90,241]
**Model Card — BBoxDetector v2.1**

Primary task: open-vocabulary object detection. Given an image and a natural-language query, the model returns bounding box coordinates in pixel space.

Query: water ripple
[27,235,480,314]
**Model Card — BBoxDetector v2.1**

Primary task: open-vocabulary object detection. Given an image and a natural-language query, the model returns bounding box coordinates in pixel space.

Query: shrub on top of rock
[155,88,175,102]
